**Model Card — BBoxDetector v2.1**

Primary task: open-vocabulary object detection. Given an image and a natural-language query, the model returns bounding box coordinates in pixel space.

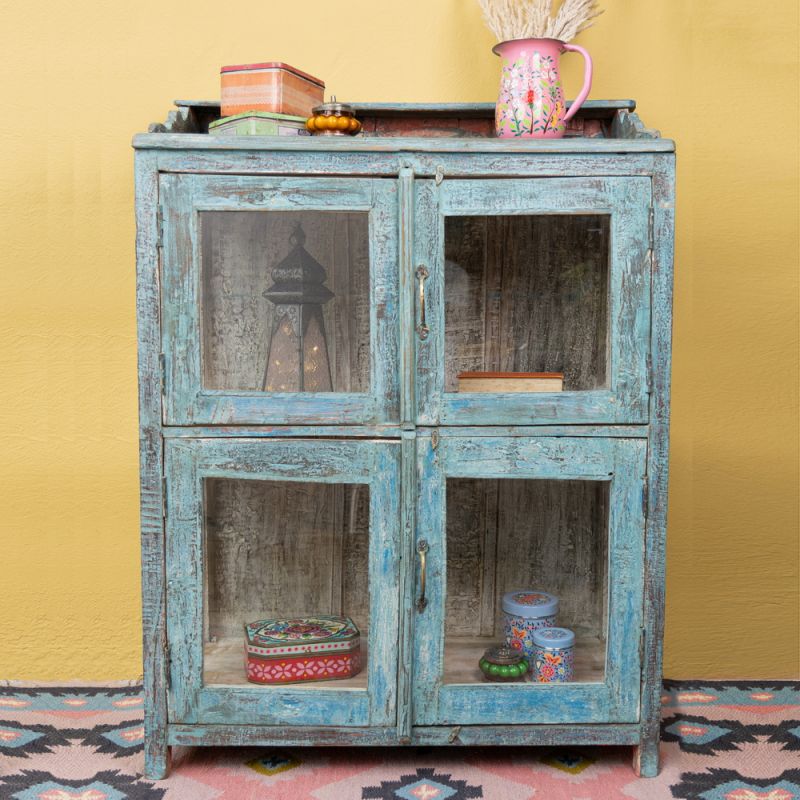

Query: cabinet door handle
[416,265,430,340]
[416,539,429,612]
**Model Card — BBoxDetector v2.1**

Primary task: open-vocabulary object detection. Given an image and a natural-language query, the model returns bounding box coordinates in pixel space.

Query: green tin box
[209,111,310,137]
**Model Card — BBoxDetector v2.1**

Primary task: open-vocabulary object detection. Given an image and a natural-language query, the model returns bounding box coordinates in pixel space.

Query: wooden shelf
[203,636,369,690]
[444,635,606,685]
[205,635,605,688]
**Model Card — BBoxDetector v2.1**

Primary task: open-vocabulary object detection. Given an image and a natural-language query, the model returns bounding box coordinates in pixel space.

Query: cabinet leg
[144,739,171,781]
[633,737,660,777]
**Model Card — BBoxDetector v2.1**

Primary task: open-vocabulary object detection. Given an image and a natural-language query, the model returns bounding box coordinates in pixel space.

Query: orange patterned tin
[221,62,325,117]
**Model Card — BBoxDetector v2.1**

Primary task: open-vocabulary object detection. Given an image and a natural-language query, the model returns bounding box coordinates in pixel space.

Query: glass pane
[444,215,610,392]
[202,478,370,688]
[201,211,370,393]
[444,478,609,684]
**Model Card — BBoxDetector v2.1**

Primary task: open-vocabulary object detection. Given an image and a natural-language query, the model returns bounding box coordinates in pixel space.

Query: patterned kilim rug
[0,681,798,799]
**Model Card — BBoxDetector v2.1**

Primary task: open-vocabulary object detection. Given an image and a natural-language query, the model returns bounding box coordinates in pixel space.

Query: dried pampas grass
[478,0,602,43]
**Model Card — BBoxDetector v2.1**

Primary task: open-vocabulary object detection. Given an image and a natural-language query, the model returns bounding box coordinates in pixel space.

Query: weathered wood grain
[611,110,661,140]
[134,132,674,154]
[635,154,675,778]
[134,149,170,780]
[444,214,609,392]
[144,149,672,181]
[162,424,406,438]
[204,479,370,637]
[398,167,415,427]
[160,424,648,439]
[167,721,642,747]
[200,210,370,394]
[397,430,417,742]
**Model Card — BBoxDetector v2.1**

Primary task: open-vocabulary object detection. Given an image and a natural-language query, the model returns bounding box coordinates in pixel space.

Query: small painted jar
[532,627,575,683]
[479,644,528,682]
[502,590,559,666]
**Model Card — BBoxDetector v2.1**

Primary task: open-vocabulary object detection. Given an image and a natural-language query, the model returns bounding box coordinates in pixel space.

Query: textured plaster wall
[0,0,797,680]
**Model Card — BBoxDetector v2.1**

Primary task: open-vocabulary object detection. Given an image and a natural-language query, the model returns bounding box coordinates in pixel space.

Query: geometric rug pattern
[0,680,798,799]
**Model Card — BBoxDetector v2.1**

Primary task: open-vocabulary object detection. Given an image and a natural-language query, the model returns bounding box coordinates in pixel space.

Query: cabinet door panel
[165,438,401,727]
[414,177,651,425]
[161,175,399,425]
[412,434,645,726]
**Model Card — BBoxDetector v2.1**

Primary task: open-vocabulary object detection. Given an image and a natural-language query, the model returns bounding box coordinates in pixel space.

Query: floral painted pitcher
[493,38,593,138]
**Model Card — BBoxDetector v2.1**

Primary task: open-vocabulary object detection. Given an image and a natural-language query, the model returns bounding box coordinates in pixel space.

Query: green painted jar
[479,644,528,682]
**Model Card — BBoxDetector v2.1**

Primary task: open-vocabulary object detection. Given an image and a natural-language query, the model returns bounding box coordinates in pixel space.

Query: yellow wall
[1,1,797,680]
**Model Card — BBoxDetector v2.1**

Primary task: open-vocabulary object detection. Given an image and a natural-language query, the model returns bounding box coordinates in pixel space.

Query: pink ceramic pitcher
[493,38,593,138]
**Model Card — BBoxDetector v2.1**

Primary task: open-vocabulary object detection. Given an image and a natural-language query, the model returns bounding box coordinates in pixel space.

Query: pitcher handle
[561,43,593,122]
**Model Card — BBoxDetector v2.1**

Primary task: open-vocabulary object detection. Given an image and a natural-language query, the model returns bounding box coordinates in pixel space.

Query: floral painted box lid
[244,615,360,657]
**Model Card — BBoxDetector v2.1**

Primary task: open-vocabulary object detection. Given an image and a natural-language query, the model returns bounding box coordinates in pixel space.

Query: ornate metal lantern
[262,223,333,392]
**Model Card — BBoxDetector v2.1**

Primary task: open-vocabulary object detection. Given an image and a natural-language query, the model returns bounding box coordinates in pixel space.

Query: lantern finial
[289,222,306,249]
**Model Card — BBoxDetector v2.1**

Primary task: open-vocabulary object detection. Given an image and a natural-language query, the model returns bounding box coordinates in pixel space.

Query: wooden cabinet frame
[135,100,674,780]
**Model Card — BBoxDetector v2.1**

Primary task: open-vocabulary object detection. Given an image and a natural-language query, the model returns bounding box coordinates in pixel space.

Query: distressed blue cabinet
[135,101,674,780]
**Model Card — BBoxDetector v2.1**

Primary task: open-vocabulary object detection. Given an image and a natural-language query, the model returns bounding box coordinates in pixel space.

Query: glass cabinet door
[414,177,652,425]
[164,438,401,727]
[412,433,646,725]
[160,175,399,425]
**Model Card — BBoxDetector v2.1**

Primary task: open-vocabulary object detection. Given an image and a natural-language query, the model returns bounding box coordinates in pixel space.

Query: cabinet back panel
[201,211,370,393]
[444,215,610,392]
[445,479,609,640]
[204,478,370,639]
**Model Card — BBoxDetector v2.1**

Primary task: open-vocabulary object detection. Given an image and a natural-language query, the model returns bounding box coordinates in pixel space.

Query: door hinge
[162,475,168,520]
[431,430,439,450]
[639,627,646,671]
[641,476,649,517]
[648,205,654,249]
[156,205,164,249]
[646,351,653,395]
[159,352,166,392]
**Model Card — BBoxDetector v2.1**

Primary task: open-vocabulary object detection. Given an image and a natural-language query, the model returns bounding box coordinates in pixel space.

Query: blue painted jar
[501,590,559,665]
[532,627,575,683]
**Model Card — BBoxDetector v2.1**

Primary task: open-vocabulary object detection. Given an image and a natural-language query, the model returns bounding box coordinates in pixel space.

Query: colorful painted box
[532,627,575,683]
[220,62,325,117]
[244,615,361,685]
[209,111,310,137]
[502,590,559,667]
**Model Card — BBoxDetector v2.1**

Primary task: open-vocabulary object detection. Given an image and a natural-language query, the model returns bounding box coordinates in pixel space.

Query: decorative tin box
[209,111,310,137]
[502,590,559,667]
[532,627,575,683]
[220,62,325,117]
[244,615,361,685]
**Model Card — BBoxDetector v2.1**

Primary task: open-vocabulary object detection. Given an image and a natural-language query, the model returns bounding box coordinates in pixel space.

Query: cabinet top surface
[133,100,675,154]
